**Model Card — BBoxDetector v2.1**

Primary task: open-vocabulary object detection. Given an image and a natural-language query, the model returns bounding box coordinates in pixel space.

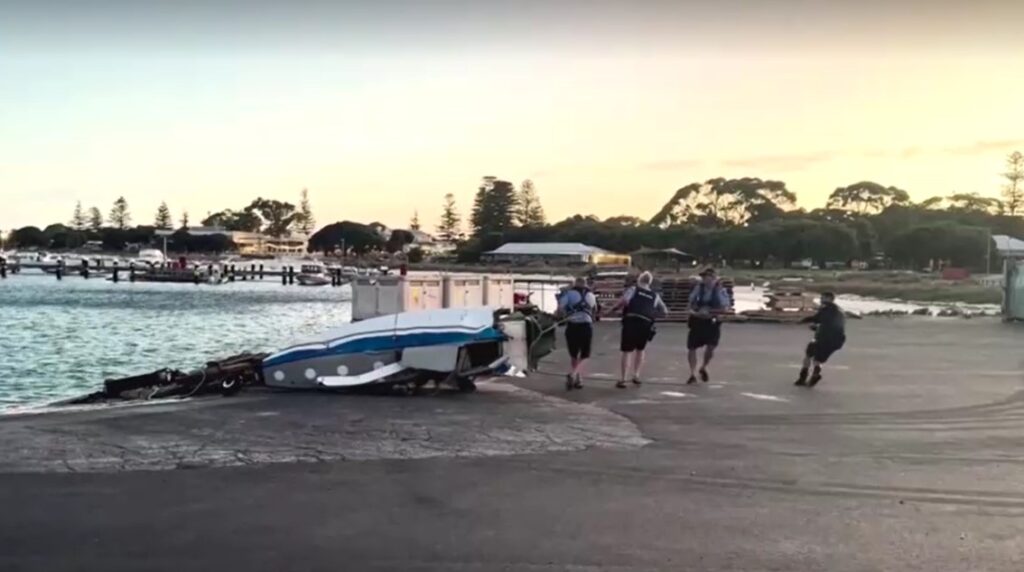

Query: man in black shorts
[609,271,668,388]
[686,267,730,384]
[556,277,597,390]
[796,291,846,387]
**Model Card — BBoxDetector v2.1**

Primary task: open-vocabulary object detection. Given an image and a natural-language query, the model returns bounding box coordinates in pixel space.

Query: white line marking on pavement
[776,364,849,370]
[740,392,790,403]
[660,391,693,398]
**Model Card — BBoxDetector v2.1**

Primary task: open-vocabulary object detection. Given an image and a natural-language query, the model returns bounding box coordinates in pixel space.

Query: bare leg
[701,345,716,370]
[621,352,631,382]
[568,357,579,376]
[571,358,585,378]
[633,350,646,381]
[687,349,698,383]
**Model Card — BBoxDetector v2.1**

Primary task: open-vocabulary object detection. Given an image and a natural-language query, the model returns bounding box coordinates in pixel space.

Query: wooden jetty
[0,259,355,287]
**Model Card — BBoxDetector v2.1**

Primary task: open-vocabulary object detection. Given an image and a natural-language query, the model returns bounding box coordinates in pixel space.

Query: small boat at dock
[296,262,331,286]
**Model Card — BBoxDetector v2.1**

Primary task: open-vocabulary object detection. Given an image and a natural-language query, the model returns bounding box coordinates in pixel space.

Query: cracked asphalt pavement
[2,318,1024,571]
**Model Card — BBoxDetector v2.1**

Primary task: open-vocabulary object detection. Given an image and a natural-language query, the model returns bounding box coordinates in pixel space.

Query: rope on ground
[182,370,209,399]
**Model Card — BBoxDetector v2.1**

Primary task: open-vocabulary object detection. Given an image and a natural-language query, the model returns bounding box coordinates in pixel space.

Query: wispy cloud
[721,152,835,170]
[864,140,1024,159]
[941,139,1024,155]
[642,140,1024,173]
[639,158,705,172]
[640,152,832,173]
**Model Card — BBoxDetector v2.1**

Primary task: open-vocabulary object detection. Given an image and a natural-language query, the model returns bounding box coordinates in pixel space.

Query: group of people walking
[556,268,846,389]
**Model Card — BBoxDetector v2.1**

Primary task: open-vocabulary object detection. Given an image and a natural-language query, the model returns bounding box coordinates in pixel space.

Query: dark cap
[699,267,717,277]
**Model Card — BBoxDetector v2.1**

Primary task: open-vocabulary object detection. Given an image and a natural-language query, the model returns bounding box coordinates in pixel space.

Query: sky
[2,0,1024,233]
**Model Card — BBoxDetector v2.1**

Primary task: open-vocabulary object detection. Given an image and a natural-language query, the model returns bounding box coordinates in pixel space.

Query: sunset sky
[2,0,1023,233]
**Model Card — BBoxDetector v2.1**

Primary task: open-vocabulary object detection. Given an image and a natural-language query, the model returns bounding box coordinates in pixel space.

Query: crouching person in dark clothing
[796,291,846,388]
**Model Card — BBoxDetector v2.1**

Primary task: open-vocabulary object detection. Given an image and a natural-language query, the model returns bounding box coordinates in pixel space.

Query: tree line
[5,190,317,253]
[305,177,546,259]
[7,151,1022,269]
[450,153,1023,270]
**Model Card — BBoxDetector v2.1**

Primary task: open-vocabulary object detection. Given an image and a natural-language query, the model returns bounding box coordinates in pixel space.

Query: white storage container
[483,275,515,308]
[404,274,444,312]
[443,275,485,309]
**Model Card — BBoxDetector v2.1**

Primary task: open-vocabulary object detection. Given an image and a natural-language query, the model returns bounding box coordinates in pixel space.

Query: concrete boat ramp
[3,318,1024,571]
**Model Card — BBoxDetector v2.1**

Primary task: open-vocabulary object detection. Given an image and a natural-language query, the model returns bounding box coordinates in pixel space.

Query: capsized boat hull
[261,307,555,390]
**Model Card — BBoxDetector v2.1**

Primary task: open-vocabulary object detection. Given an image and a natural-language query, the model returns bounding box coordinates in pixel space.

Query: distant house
[406,229,456,256]
[369,222,390,241]
[993,235,1024,259]
[482,242,630,266]
[631,247,697,270]
[154,227,309,255]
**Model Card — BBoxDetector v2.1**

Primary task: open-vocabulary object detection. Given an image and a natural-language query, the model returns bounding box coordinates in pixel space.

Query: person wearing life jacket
[609,271,668,388]
[686,267,731,384]
[556,276,597,390]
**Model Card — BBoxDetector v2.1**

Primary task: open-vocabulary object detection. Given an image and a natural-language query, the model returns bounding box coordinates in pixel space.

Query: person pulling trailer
[795,292,846,387]
[686,267,731,384]
[609,271,668,388]
[556,277,597,390]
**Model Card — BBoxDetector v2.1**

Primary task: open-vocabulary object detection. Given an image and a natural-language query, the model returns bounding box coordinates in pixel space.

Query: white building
[482,242,630,266]
[993,235,1024,259]
[154,227,309,255]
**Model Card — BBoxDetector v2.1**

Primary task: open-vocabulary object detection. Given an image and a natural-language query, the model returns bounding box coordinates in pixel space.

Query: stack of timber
[740,287,818,322]
[590,272,630,317]
[589,272,738,322]
[656,276,738,322]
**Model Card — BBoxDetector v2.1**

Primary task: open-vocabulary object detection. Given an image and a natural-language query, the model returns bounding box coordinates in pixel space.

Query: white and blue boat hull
[261,307,541,391]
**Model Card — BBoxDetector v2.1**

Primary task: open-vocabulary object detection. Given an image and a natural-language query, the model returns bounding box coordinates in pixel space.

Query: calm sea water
[0,274,351,410]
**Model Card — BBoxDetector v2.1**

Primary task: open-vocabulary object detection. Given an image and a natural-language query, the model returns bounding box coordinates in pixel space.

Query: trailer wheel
[220,377,241,396]
[456,376,477,393]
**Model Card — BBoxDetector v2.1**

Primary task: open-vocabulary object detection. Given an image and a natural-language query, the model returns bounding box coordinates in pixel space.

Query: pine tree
[296,188,315,234]
[410,211,421,231]
[471,177,517,237]
[70,201,88,231]
[1003,151,1024,216]
[154,202,172,229]
[436,193,462,242]
[108,197,131,230]
[88,207,103,231]
[516,179,546,227]
[180,210,190,229]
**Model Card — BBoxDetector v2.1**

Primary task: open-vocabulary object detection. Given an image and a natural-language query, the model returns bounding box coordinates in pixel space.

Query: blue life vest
[692,282,726,311]
[566,287,593,316]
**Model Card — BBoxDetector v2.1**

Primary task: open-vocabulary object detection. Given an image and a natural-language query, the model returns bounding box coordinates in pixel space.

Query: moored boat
[296,262,331,286]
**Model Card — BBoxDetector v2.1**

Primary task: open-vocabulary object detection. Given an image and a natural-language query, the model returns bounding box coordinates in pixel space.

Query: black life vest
[624,287,658,321]
[692,282,725,310]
